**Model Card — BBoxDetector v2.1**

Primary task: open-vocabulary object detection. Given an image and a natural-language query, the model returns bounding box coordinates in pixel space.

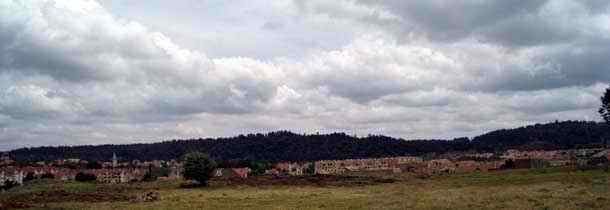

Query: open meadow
[1,168,609,210]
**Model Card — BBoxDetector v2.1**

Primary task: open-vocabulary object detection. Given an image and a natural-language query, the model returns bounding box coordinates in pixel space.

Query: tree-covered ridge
[471,121,610,151]
[7,121,610,162]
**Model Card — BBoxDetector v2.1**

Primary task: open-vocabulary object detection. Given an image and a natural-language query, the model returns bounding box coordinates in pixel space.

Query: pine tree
[600,86,610,124]
[599,85,610,172]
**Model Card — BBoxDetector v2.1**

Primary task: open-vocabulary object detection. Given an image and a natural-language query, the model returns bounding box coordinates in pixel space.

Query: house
[426,159,455,175]
[214,168,250,179]
[66,158,81,164]
[314,156,423,175]
[509,159,549,169]
[94,168,144,184]
[501,149,572,161]
[168,165,183,179]
[454,160,480,173]
[571,148,609,169]
[273,162,314,176]
[0,170,24,187]
[315,160,345,175]
[0,153,13,166]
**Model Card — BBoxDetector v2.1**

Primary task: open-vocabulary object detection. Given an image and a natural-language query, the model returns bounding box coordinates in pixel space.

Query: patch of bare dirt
[0,202,32,210]
[0,187,135,209]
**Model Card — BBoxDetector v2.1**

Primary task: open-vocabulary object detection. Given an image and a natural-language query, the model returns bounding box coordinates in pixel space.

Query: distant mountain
[7,121,610,162]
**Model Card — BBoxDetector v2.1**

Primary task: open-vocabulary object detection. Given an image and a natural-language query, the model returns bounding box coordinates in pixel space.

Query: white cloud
[0,0,609,150]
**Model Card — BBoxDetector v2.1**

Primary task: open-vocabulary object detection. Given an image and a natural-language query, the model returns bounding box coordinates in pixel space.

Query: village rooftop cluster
[2,148,609,190]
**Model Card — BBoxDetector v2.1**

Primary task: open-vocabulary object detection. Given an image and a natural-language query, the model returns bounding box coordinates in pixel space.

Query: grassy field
[2,168,610,210]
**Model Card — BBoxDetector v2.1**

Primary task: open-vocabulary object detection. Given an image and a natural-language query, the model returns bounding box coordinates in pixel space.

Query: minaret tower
[112,152,118,168]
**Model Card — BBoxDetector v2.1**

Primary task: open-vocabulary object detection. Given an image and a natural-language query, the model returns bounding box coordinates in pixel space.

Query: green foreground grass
[7,168,610,210]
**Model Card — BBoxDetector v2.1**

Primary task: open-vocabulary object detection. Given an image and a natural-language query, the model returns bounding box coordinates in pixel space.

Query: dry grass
[10,168,610,210]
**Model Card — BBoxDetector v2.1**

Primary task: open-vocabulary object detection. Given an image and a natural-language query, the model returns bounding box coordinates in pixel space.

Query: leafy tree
[86,161,102,169]
[183,152,217,186]
[24,172,36,182]
[142,165,156,182]
[40,173,55,179]
[600,86,610,124]
[599,85,610,172]
[305,163,316,175]
[502,159,516,169]
[75,172,97,182]
[248,160,272,176]
[143,166,171,182]
[1,180,18,190]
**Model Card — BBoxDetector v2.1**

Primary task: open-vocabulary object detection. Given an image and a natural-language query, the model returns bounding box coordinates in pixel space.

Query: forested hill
[7,121,610,162]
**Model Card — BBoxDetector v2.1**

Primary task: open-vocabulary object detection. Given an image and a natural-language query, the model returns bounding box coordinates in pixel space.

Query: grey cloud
[0,1,280,125]
[261,21,284,30]
[2,44,103,82]
[1,0,609,150]
[309,0,606,49]
[501,85,603,115]
[291,0,610,93]
[478,14,576,47]
[466,40,610,92]
[376,89,459,108]
[363,0,599,48]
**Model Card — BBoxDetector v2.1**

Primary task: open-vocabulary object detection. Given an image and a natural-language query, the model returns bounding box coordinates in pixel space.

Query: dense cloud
[300,0,610,91]
[0,0,609,150]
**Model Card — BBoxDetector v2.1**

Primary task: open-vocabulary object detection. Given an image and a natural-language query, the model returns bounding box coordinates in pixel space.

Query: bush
[86,161,102,169]
[151,167,170,177]
[142,166,171,182]
[75,172,97,182]
[40,173,55,179]
[24,172,36,182]
[248,160,272,176]
[502,159,516,169]
[142,171,155,182]
[1,180,18,191]
[183,152,217,186]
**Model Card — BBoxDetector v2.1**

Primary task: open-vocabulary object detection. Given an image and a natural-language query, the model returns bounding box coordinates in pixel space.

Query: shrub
[151,167,170,177]
[40,173,55,179]
[141,166,171,182]
[502,159,516,169]
[1,180,18,190]
[75,172,97,182]
[142,171,156,182]
[24,172,36,182]
[86,161,102,169]
[183,152,217,186]
[248,160,272,176]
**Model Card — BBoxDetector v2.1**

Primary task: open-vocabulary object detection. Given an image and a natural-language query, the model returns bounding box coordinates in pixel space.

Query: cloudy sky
[1,0,609,150]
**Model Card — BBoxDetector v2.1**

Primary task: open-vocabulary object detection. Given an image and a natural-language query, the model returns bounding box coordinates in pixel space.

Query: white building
[0,170,24,188]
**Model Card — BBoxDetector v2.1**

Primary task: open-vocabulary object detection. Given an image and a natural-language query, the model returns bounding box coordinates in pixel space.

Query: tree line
[6,120,610,163]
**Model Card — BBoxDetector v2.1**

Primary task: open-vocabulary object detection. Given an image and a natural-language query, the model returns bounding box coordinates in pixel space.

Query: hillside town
[1,148,609,190]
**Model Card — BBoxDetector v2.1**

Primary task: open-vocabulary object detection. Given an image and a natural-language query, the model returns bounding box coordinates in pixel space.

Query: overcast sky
[1,0,609,151]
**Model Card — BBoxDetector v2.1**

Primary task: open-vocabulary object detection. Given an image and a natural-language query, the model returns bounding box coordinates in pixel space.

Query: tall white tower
[112,152,118,168]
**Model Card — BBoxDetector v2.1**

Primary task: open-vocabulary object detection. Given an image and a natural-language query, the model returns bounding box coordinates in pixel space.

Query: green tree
[183,152,217,186]
[86,161,102,169]
[248,160,271,176]
[600,86,610,172]
[40,173,55,179]
[601,86,610,124]
[75,172,97,182]
[1,180,18,190]
[24,172,35,182]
